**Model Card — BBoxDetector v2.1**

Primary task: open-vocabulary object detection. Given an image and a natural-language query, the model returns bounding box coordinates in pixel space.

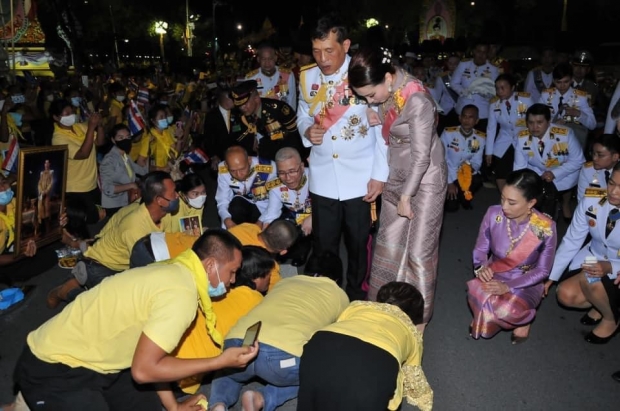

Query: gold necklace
[505,215,531,256]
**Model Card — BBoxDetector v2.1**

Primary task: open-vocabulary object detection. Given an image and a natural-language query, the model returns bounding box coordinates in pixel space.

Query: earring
[388,82,393,93]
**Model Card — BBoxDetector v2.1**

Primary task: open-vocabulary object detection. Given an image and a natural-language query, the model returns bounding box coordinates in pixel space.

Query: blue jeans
[209,339,300,411]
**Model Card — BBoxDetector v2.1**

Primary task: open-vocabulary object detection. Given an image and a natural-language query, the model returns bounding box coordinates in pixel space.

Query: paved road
[1,187,619,410]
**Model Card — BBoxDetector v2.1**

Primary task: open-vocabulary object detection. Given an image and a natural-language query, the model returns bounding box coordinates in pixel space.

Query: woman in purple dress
[468,169,557,343]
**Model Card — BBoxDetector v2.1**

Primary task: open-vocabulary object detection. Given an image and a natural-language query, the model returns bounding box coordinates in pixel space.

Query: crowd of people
[1,9,620,411]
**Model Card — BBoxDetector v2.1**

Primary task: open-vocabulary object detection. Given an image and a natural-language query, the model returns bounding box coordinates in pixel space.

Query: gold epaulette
[584,188,606,198]
[279,67,292,74]
[218,165,229,174]
[574,89,588,97]
[255,164,273,173]
[517,91,531,98]
[490,96,499,103]
[300,63,317,72]
[265,178,282,190]
[583,161,594,168]
[444,126,459,132]
[518,129,530,137]
[542,87,555,93]
[550,126,568,135]
[474,130,487,138]
[246,68,259,78]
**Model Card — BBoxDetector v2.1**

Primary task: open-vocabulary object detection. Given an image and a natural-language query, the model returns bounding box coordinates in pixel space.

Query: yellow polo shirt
[96,201,140,239]
[130,133,150,162]
[85,203,160,271]
[227,276,349,357]
[0,198,16,254]
[52,123,97,193]
[161,195,203,233]
[26,259,198,374]
[228,223,281,289]
[149,127,176,168]
[109,99,124,125]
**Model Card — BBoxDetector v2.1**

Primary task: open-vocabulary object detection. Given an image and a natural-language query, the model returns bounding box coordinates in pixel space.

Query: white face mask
[115,95,126,102]
[46,95,54,102]
[188,194,206,209]
[59,114,76,127]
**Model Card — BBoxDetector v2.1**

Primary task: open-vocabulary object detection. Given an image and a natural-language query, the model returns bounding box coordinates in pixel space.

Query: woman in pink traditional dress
[349,47,447,327]
[468,169,557,344]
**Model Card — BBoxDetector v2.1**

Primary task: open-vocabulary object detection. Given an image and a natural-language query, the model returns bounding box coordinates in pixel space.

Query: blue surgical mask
[160,196,179,213]
[0,189,14,205]
[166,115,174,125]
[157,119,168,130]
[8,112,22,127]
[208,264,227,297]
[71,97,82,107]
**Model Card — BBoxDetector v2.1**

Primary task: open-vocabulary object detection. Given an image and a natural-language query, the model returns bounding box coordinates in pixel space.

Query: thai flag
[1,138,19,174]
[183,148,209,164]
[137,88,150,106]
[128,100,147,137]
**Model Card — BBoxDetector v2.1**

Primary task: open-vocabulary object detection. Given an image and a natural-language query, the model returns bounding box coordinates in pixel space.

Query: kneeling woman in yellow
[148,104,187,172]
[0,175,36,265]
[161,174,207,233]
[297,280,433,411]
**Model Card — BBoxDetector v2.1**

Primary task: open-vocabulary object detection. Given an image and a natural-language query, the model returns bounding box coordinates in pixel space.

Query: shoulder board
[517,91,531,98]
[218,165,229,174]
[550,126,568,135]
[265,178,282,190]
[474,130,486,138]
[584,188,607,198]
[518,129,530,137]
[583,161,594,168]
[574,89,588,97]
[490,96,499,103]
[599,196,608,206]
[279,67,292,74]
[542,88,555,93]
[255,164,273,173]
[246,68,259,78]
[444,126,459,132]
[300,63,317,72]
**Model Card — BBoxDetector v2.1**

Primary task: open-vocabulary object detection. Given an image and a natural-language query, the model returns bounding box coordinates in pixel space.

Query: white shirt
[218,105,230,133]
[524,68,554,104]
[260,169,311,224]
[450,59,499,118]
[247,66,297,109]
[538,87,596,131]
[486,92,533,158]
[440,127,485,183]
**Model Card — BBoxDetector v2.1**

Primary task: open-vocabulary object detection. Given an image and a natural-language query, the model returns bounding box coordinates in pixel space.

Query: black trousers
[445,173,484,212]
[65,187,101,224]
[228,196,261,225]
[297,331,400,411]
[15,345,160,411]
[310,192,371,301]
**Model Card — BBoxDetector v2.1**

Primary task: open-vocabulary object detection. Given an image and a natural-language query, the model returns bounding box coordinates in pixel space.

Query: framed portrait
[179,215,202,237]
[14,145,68,257]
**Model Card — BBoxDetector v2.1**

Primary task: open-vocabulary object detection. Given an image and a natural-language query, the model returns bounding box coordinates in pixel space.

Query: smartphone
[242,321,262,347]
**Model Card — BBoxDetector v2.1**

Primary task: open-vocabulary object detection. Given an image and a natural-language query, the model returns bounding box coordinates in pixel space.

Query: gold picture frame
[14,145,68,257]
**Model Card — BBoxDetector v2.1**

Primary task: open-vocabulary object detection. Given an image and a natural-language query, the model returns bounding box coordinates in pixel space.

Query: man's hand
[88,112,102,129]
[564,107,581,118]
[541,171,555,182]
[219,341,259,368]
[447,183,458,200]
[24,240,37,257]
[305,124,326,145]
[175,394,208,411]
[485,155,493,167]
[363,179,384,202]
[224,218,236,229]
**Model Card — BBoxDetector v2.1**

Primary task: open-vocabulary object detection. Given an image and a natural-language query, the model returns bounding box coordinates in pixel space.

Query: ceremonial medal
[341,127,354,140]
[589,219,596,227]
[358,124,369,137]
[327,101,334,109]
[348,115,361,126]
[495,214,503,223]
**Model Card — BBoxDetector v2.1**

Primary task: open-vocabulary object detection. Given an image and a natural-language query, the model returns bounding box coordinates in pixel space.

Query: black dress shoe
[584,330,618,344]
[580,313,602,326]
[612,371,620,383]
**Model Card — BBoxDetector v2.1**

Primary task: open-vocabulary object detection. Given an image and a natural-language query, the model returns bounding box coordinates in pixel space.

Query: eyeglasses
[277,165,302,178]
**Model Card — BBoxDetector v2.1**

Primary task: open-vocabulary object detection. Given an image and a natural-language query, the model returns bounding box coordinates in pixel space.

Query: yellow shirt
[0,198,16,254]
[149,127,176,168]
[161,195,203,233]
[130,133,150,162]
[52,123,97,193]
[173,286,264,393]
[27,259,198,374]
[85,203,160,271]
[228,223,281,289]
[96,201,140,239]
[109,99,124,125]
[321,301,432,411]
[227,276,349,357]
[165,231,199,258]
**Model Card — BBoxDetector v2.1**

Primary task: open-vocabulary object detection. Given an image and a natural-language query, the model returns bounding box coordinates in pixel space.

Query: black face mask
[116,139,132,154]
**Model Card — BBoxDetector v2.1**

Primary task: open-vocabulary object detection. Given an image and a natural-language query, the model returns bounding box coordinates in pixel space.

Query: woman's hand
[475,266,494,282]
[481,280,510,295]
[582,261,612,278]
[397,195,414,219]
[543,280,555,297]
[24,240,37,257]
[447,183,458,200]
[366,108,382,126]
[485,155,493,167]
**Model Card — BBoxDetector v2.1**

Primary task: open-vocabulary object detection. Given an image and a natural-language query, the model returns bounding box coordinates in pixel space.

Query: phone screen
[242,321,262,347]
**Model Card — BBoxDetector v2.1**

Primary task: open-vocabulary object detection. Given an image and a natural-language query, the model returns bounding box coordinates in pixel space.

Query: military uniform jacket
[486,91,533,157]
[524,68,554,103]
[259,169,311,225]
[440,127,485,183]
[296,55,389,200]
[513,123,585,191]
[239,99,304,161]
[577,162,613,203]
[572,79,599,110]
[246,66,297,108]
[431,72,458,114]
[450,59,499,118]
[215,156,277,222]
[539,87,596,131]
[549,196,620,281]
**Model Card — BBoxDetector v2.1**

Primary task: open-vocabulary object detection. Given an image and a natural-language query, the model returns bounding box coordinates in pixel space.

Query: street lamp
[237,24,242,31]
[154,21,168,63]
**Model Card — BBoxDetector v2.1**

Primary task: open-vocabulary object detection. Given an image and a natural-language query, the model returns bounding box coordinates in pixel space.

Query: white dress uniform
[523,68,554,104]
[539,87,596,147]
[450,59,499,118]
[604,81,620,134]
[431,72,459,115]
[549,195,620,282]
[296,55,389,200]
[513,123,585,191]
[486,91,533,158]
[576,161,613,203]
[215,156,277,224]
[259,169,311,225]
[440,126,485,183]
[246,66,297,109]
